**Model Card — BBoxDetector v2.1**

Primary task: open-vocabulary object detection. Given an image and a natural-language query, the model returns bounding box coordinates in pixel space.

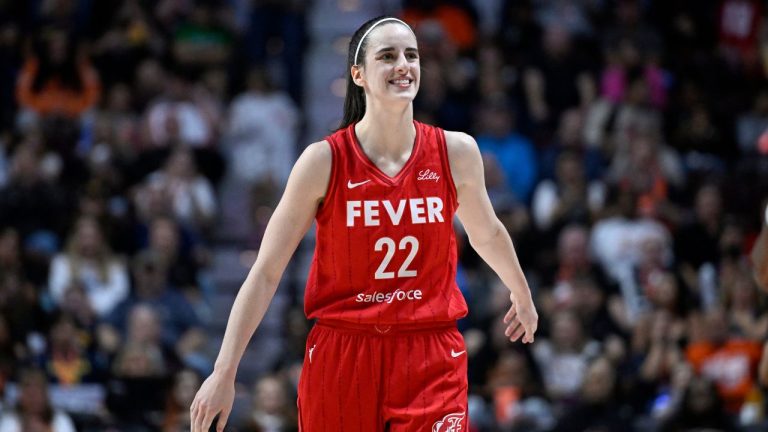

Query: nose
[394,53,408,73]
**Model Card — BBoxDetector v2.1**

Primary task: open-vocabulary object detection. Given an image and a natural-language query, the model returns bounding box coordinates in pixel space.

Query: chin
[390,89,418,102]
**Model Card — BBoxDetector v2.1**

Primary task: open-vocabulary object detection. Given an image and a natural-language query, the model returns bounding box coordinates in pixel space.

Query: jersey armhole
[436,127,459,207]
[316,137,338,218]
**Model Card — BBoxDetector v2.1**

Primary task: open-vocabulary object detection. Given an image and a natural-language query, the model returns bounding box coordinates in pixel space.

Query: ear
[351,64,365,87]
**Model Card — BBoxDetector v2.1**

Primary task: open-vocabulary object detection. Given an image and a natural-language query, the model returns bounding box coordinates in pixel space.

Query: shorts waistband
[316,319,456,335]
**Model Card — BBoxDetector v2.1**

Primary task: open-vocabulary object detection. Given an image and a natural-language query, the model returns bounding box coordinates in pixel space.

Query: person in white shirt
[48,216,129,318]
[0,369,76,432]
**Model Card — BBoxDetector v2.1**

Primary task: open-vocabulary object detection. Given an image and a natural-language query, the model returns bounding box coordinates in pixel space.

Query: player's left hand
[503,298,538,344]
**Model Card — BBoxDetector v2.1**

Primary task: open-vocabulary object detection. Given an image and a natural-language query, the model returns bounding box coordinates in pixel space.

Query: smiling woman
[190,15,538,432]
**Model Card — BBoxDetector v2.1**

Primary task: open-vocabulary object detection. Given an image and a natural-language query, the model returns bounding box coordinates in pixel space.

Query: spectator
[538,225,621,321]
[609,131,684,221]
[91,0,162,85]
[108,251,208,372]
[161,368,201,432]
[736,89,768,154]
[35,313,106,385]
[0,368,76,432]
[600,39,667,109]
[532,310,601,404]
[590,188,673,321]
[533,0,596,38]
[0,314,15,398]
[226,66,300,187]
[143,73,216,149]
[660,376,735,432]
[0,228,22,280]
[15,29,100,120]
[752,201,768,290]
[474,99,538,204]
[522,24,595,130]
[48,216,129,318]
[583,70,662,156]
[723,269,768,341]
[88,83,143,166]
[107,338,169,430]
[401,0,478,51]
[671,103,726,158]
[532,151,605,232]
[136,216,203,290]
[686,307,762,414]
[632,271,687,358]
[486,348,554,431]
[538,108,605,182]
[717,0,763,71]
[136,146,217,231]
[674,183,724,283]
[552,356,630,432]
[240,374,298,432]
[0,143,73,243]
[171,2,234,69]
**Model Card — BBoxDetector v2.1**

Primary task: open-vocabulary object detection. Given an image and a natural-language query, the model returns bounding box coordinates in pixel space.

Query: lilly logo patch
[432,412,465,432]
[417,169,440,182]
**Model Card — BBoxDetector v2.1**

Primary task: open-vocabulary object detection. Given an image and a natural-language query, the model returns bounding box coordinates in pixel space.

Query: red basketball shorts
[297,320,468,432]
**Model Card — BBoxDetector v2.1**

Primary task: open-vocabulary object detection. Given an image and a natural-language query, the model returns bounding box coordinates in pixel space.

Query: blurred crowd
[0,0,767,431]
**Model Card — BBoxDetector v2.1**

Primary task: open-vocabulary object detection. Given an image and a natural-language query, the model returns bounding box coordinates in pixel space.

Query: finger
[217,407,231,432]
[523,324,537,344]
[202,408,219,432]
[504,306,517,324]
[190,402,199,432]
[510,325,526,342]
[504,320,516,336]
[505,321,521,338]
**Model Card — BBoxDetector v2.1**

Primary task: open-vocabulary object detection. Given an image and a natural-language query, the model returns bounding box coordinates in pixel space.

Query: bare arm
[191,140,331,432]
[446,131,538,343]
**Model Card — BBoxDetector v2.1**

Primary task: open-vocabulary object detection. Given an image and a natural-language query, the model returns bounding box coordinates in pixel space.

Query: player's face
[355,23,420,104]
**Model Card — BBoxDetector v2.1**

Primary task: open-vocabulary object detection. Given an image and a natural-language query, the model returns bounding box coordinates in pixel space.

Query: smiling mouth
[389,79,413,88]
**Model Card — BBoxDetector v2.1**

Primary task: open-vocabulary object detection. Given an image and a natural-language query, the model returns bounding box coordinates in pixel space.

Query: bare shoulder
[444,130,482,187]
[289,140,332,200]
[302,139,332,165]
[444,130,479,158]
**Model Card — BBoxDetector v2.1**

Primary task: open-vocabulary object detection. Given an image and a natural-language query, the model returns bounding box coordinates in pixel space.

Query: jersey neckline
[346,120,422,186]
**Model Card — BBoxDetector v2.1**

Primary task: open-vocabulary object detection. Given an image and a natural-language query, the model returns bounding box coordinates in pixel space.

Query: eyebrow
[374,47,419,54]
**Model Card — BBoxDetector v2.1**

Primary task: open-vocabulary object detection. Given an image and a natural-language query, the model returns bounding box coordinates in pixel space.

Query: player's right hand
[190,372,235,432]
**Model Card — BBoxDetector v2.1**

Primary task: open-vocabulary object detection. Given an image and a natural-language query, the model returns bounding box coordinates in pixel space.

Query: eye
[380,53,394,60]
[407,52,419,60]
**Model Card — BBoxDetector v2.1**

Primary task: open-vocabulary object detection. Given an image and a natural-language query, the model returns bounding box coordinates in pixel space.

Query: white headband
[354,18,415,66]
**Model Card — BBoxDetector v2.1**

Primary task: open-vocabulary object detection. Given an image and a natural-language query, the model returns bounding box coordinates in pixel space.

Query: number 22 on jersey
[374,236,418,279]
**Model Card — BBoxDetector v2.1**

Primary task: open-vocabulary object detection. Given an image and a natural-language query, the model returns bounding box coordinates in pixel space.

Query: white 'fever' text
[346,197,444,227]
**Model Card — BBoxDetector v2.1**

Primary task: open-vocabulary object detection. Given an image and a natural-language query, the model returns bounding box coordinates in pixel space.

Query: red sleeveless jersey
[304,121,468,325]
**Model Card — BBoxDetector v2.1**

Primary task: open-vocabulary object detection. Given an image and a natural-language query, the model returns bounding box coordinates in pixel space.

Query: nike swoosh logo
[347,180,371,189]
[450,349,466,358]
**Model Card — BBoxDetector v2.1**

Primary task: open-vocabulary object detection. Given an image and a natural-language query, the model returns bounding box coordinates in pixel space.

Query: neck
[355,103,415,158]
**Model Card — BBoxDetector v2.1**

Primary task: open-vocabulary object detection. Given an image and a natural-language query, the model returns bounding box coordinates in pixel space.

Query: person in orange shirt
[16,29,100,119]
[686,307,763,413]
[401,0,477,51]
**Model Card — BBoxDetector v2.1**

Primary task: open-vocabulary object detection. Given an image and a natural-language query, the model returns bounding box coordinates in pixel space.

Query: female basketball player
[190,16,538,432]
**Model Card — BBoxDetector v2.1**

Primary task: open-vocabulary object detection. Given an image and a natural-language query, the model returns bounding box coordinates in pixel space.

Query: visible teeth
[392,80,409,84]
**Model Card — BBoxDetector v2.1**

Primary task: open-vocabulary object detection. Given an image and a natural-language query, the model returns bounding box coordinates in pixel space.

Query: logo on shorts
[432,412,465,432]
